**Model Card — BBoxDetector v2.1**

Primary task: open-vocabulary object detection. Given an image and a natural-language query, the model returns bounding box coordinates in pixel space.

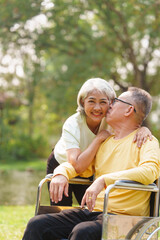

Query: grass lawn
[0,159,46,239]
[0,205,35,240]
[0,159,46,172]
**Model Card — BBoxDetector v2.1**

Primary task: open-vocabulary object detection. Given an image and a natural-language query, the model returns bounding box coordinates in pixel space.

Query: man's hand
[49,175,69,203]
[81,176,105,212]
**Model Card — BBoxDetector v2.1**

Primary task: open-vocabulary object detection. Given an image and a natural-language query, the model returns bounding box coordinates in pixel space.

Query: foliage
[37,0,160,91]
[0,120,49,161]
[0,133,49,161]
[0,0,160,161]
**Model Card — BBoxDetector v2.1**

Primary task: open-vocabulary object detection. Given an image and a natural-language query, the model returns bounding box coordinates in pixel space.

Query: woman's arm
[66,130,111,173]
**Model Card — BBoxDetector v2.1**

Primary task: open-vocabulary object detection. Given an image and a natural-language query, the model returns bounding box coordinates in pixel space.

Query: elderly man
[22,87,160,240]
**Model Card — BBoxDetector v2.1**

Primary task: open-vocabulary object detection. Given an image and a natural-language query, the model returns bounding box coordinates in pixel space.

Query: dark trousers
[22,208,102,240]
[47,151,93,206]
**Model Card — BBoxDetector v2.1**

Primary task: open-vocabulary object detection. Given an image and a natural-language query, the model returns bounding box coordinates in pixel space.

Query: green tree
[0,0,160,160]
[36,0,160,133]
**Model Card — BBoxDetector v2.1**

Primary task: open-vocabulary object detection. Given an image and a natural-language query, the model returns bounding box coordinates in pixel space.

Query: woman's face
[83,90,109,126]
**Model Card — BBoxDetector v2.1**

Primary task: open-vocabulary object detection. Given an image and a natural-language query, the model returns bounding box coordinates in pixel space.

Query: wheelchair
[35,174,160,240]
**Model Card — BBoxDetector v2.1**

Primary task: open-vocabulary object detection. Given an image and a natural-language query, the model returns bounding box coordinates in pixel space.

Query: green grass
[0,159,46,239]
[0,159,46,172]
[0,205,35,240]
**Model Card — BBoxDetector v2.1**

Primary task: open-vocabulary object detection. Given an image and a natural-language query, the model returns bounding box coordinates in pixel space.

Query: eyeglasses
[112,98,136,112]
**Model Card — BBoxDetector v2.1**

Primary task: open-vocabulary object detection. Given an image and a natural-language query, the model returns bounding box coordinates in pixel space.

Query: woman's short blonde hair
[77,78,116,114]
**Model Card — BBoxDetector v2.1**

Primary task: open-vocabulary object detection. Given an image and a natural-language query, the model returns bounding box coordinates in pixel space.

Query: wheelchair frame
[102,179,160,240]
[35,174,160,240]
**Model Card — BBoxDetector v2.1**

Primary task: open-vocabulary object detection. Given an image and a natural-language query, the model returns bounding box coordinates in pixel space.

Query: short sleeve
[62,116,81,150]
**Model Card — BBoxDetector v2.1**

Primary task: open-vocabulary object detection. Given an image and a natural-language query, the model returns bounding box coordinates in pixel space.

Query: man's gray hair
[77,78,116,114]
[128,87,152,123]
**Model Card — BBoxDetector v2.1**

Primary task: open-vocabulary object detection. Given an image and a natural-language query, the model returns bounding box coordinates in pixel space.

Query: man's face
[106,92,134,125]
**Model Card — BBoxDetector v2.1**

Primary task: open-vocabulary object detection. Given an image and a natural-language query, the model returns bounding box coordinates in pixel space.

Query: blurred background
[0,0,160,238]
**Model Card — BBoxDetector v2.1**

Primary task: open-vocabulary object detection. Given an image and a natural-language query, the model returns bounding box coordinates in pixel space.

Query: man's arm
[81,160,159,212]
[50,161,94,203]
[49,162,78,203]
[81,138,160,211]
[103,139,160,186]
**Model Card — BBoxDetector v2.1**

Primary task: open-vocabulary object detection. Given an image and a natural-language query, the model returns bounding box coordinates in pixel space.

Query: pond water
[0,170,49,205]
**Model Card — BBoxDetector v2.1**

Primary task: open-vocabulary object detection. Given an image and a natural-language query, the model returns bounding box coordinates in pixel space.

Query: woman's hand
[49,175,69,203]
[96,130,112,143]
[133,126,152,148]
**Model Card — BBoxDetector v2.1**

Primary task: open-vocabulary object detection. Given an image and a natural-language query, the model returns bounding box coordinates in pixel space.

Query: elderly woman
[47,78,151,206]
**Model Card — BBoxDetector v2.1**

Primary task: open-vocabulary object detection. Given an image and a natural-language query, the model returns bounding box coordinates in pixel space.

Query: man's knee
[25,215,44,233]
[69,221,102,240]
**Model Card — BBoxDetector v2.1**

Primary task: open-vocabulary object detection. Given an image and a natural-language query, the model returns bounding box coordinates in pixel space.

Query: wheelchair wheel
[125,218,151,239]
[134,217,160,240]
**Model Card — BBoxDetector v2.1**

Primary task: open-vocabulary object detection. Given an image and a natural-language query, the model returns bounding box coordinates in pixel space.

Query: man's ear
[125,106,134,116]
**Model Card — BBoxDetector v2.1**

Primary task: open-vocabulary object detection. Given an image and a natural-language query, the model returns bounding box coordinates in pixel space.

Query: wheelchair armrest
[103,179,159,217]
[69,178,92,185]
[114,180,157,190]
[35,174,92,215]
[42,173,93,185]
